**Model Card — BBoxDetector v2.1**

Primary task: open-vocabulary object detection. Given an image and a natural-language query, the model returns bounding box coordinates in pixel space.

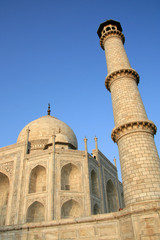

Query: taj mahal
[0,20,160,240]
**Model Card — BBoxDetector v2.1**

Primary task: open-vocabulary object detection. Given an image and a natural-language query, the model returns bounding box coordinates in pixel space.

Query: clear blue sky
[0,0,160,180]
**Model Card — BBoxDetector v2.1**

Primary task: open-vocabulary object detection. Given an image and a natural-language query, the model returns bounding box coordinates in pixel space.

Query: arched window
[91,170,99,197]
[0,172,9,225]
[26,201,45,223]
[29,165,46,193]
[106,27,111,31]
[61,199,81,219]
[93,203,100,215]
[106,179,119,212]
[61,163,81,191]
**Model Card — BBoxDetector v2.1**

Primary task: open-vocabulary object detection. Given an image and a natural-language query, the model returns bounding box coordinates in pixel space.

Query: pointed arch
[93,203,100,215]
[0,172,9,225]
[91,169,99,197]
[106,179,119,212]
[61,163,81,191]
[61,199,82,219]
[26,201,45,223]
[29,165,46,193]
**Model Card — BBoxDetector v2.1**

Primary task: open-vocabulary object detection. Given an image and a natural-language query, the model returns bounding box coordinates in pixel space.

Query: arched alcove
[61,199,81,219]
[93,203,100,215]
[106,179,119,212]
[91,170,99,197]
[0,172,9,225]
[26,201,45,223]
[61,163,81,191]
[29,165,46,193]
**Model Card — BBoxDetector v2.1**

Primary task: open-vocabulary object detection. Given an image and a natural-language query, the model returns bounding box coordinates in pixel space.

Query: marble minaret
[97,20,160,207]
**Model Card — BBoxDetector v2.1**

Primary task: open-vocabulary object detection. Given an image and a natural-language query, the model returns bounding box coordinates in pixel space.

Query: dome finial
[47,103,51,115]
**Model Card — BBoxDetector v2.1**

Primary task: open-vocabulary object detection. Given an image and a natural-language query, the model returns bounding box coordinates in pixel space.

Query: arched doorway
[26,201,45,222]
[0,172,9,225]
[93,203,100,215]
[61,199,81,218]
[91,170,99,197]
[106,179,119,212]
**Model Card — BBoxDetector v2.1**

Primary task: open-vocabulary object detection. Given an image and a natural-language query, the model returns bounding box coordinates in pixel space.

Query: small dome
[55,133,69,143]
[17,115,78,149]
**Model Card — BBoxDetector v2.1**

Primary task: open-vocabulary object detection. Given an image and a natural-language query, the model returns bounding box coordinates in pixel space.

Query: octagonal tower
[97,20,160,207]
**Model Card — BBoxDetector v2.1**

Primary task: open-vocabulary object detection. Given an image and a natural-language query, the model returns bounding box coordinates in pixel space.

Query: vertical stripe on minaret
[97,20,160,207]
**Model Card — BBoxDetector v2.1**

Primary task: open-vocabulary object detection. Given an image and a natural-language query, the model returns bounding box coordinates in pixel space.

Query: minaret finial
[94,136,98,151]
[47,103,51,115]
[84,136,88,153]
[114,157,117,168]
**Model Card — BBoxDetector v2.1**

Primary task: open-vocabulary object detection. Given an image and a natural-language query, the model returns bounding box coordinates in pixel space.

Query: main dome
[17,115,78,149]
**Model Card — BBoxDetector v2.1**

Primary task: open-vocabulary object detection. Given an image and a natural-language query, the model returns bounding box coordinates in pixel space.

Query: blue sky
[0,0,160,180]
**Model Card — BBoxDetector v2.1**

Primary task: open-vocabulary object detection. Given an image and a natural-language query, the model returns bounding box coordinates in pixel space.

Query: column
[97,20,160,207]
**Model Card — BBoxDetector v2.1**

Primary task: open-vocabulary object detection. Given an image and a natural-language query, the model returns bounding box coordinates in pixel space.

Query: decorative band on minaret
[97,20,160,207]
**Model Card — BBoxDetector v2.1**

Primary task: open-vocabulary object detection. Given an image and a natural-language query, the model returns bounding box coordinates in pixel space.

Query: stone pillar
[83,137,91,215]
[48,134,55,220]
[113,157,117,168]
[84,137,88,153]
[97,20,160,207]
[94,137,105,213]
[94,136,98,152]
[26,128,30,154]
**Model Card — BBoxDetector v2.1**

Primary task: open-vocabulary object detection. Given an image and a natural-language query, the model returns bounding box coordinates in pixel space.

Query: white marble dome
[17,115,78,149]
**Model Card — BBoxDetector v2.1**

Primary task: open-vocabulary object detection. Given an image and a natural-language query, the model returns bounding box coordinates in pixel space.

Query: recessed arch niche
[93,203,100,215]
[26,201,45,223]
[61,163,81,191]
[61,199,82,219]
[106,179,119,212]
[0,172,9,225]
[91,169,99,197]
[29,165,46,193]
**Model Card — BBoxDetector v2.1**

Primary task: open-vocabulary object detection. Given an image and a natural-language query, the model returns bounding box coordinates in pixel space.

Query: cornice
[105,68,139,91]
[100,30,125,50]
[111,120,157,143]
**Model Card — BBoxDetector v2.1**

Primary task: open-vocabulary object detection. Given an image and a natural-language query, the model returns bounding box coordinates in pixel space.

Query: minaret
[97,20,160,207]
